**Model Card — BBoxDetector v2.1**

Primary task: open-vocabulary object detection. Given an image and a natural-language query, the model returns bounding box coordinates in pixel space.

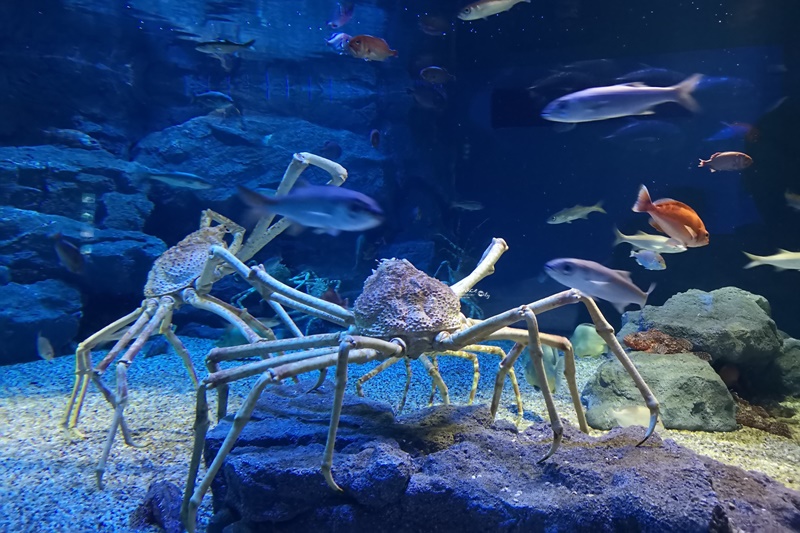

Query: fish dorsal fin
[614,269,633,281]
[652,197,677,204]
[653,198,694,211]
[777,248,793,254]
[684,225,697,239]
[711,152,721,157]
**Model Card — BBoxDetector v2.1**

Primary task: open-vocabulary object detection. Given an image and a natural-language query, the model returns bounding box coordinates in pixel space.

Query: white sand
[0,337,797,532]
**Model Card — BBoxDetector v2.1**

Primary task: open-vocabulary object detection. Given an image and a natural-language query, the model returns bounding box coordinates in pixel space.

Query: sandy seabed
[1,336,798,533]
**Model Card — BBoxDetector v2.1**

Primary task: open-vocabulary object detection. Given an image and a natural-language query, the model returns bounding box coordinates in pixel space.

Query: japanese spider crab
[181,238,661,532]
[61,152,349,488]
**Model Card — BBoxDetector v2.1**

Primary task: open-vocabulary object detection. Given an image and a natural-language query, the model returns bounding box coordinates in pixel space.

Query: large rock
[203,382,800,533]
[619,287,783,368]
[772,339,800,396]
[98,192,154,231]
[582,353,737,431]
[0,279,82,364]
[0,206,165,296]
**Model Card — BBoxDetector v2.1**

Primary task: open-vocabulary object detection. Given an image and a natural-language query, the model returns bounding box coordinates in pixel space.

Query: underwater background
[1,1,799,532]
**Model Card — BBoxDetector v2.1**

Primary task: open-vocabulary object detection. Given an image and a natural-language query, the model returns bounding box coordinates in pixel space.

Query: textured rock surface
[0,206,166,295]
[619,287,783,368]
[773,338,800,396]
[99,192,154,231]
[0,279,82,364]
[583,352,737,431]
[204,382,800,533]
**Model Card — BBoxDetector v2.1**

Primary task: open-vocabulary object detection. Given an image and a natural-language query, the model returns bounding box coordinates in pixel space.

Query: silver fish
[458,0,531,20]
[544,258,655,313]
[43,128,102,150]
[238,184,384,236]
[541,74,703,123]
[547,201,605,224]
[135,169,213,190]
[449,200,484,211]
[786,190,800,211]
[743,249,800,271]
[613,227,687,254]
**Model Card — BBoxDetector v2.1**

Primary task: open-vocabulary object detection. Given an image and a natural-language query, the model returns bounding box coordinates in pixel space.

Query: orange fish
[698,151,753,172]
[347,35,397,61]
[632,185,709,248]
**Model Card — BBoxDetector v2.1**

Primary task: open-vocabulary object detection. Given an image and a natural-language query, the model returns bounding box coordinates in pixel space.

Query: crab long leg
[419,354,449,405]
[463,344,523,418]
[96,297,173,488]
[322,336,404,491]
[62,305,146,431]
[356,357,402,397]
[577,293,659,443]
[184,345,391,533]
[482,328,587,433]
[450,238,508,298]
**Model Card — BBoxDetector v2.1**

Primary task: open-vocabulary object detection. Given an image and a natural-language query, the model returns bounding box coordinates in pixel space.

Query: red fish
[327,2,354,29]
[348,35,397,61]
[632,185,709,248]
[698,151,753,172]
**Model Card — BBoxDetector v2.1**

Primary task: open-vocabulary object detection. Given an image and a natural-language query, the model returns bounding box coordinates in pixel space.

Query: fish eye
[462,7,472,14]
[353,39,361,45]
[561,263,574,274]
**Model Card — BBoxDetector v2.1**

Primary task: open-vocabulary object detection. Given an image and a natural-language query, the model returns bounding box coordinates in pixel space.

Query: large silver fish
[742,249,800,271]
[238,184,384,236]
[541,74,702,123]
[544,258,655,313]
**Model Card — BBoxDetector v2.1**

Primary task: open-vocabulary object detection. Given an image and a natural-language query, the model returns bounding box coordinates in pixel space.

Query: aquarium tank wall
[0,1,799,532]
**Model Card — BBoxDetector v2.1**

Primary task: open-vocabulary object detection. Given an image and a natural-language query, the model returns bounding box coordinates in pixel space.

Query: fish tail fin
[237,185,276,213]
[642,282,657,307]
[390,49,398,57]
[632,184,652,213]
[594,200,606,214]
[698,159,707,168]
[673,73,702,113]
[612,226,626,247]
[243,39,256,48]
[742,251,763,269]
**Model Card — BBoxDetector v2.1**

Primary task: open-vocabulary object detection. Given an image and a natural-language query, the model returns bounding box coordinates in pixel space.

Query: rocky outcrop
[619,287,783,368]
[203,382,800,533]
[0,279,82,364]
[582,352,737,431]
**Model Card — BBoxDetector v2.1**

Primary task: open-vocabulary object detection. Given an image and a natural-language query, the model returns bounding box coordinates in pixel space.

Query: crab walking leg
[96,299,173,488]
[205,347,341,389]
[450,238,509,298]
[356,357,403,397]
[211,245,354,325]
[464,344,523,417]
[183,288,262,418]
[483,328,587,433]
[322,336,404,491]
[62,305,145,430]
[577,293,660,443]
[207,332,342,364]
[186,346,388,532]
[418,354,450,405]
[266,299,303,337]
[427,354,439,405]
[160,323,198,387]
[439,351,480,404]
[181,383,209,531]
[398,358,412,413]
[489,343,524,419]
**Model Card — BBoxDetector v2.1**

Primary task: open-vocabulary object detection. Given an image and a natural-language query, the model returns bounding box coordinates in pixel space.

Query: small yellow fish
[547,201,606,224]
[37,332,55,361]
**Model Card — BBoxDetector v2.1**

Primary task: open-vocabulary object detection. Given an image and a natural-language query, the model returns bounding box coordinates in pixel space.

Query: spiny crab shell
[352,258,464,355]
[144,225,230,298]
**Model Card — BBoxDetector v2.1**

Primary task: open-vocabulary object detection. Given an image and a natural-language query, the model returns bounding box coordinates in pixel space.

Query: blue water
[0,0,797,357]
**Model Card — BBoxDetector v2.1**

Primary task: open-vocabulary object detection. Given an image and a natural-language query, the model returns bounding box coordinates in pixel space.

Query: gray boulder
[619,287,783,368]
[202,381,800,533]
[0,206,165,296]
[773,339,800,396]
[0,279,82,365]
[583,353,737,431]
